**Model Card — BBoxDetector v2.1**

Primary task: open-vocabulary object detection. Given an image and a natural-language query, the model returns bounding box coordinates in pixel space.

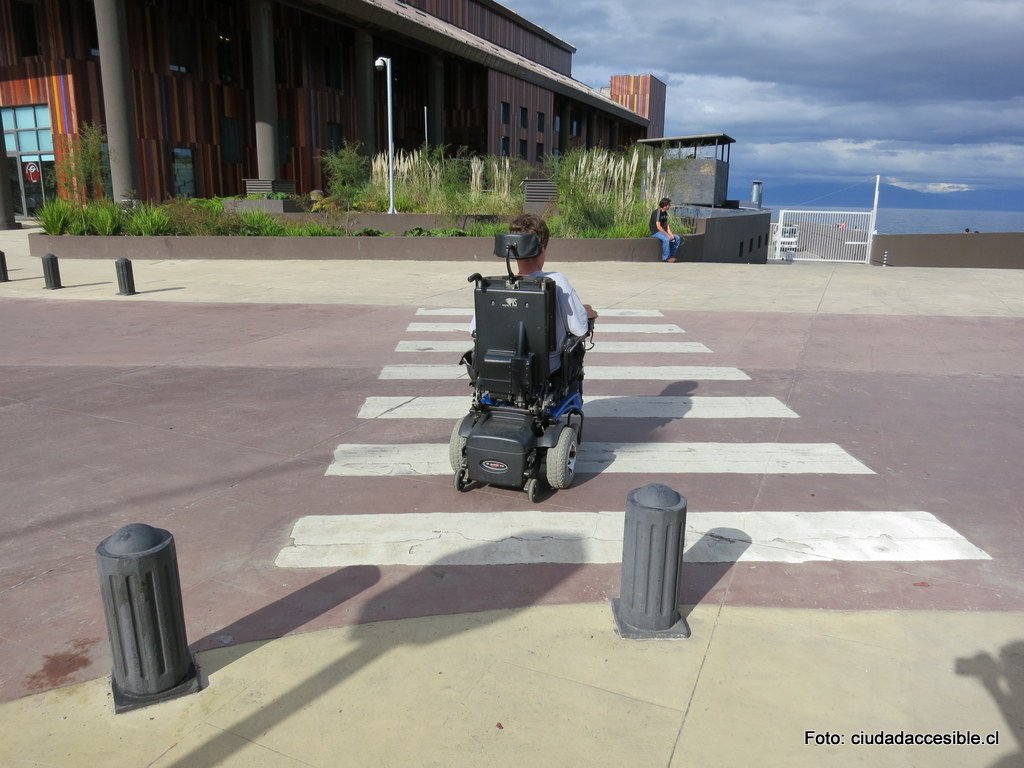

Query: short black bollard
[96,524,201,713]
[0,250,8,282]
[612,483,690,639]
[41,252,62,289]
[115,257,136,295]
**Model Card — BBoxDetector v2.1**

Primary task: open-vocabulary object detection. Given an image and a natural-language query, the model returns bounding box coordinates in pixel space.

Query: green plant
[320,141,371,208]
[237,209,287,236]
[124,204,172,236]
[404,226,467,237]
[83,200,124,235]
[55,122,109,203]
[36,199,79,235]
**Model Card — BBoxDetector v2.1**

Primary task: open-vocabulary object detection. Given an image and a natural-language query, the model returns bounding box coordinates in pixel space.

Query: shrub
[124,204,172,236]
[83,200,124,235]
[237,209,287,236]
[321,141,371,208]
[36,199,79,235]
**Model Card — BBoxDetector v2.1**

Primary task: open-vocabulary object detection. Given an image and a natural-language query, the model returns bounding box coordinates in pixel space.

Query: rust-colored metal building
[0,0,650,215]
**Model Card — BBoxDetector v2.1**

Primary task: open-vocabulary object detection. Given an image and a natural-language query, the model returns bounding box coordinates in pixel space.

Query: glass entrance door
[2,104,56,218]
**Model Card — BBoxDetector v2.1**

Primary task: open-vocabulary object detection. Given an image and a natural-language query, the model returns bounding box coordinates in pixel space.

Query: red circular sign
[24,162,40,183]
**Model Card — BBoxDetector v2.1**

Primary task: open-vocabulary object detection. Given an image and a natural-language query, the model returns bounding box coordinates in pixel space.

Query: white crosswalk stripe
[357,395,797,420]
[416,308,664,318]
[394,340,712,353]
[407,322,685,334]
[379,364,750,380]
[325,442,873,476]
[275,510,990,567]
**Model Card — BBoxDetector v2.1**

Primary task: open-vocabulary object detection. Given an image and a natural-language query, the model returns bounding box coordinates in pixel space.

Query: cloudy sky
[500,0,1024,197]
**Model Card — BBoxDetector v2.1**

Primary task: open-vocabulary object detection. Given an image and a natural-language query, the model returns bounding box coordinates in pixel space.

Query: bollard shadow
[162,533,585,768]
[190,565,383,676]
[134,287,186,294]
[955,640,1024,767]
[677,526,751,624]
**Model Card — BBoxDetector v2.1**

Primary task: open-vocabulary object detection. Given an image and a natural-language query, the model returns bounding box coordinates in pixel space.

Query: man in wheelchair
[450,213,598,502]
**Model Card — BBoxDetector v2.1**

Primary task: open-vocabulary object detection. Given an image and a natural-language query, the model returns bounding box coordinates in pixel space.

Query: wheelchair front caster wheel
[525,478,541,503]
[454,468,470,492]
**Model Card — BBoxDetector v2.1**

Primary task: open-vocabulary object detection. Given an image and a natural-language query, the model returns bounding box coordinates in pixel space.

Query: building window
[536,143,544,162]
[570,118,579,138]
[13,0,41,57]
[500,136,510,157]
[500,102,510,125]
[217,29,237,84]
[553,114,561,134]
[326,122,343,151]
[172,147,196,197]
[324,44,343,90]
[169,19,194,73]
[537,112,545,133]
[520,107,528,129]
[518,139,528,160]
[278,117,292,165]
[221,117,241,164]
[86,9,100,57]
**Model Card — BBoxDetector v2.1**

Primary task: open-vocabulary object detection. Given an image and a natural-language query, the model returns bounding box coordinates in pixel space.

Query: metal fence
[769,210,874,263]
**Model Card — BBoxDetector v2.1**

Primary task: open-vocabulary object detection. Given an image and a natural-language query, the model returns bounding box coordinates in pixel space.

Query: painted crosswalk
[325,442,873,476]
[275,510,990,568]
[415,308,664,318]
[357,395,798,420]
[303,305,990,580]
[379,364,750,380]
[395,340,712,353]
[407,322,686,334]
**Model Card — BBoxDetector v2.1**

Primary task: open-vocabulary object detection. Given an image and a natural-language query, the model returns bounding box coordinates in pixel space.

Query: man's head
[659,197,672,210]
[509,213,549,273]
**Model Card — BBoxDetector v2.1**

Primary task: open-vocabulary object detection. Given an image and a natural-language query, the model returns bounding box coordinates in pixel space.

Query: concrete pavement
[1,226,1022,767]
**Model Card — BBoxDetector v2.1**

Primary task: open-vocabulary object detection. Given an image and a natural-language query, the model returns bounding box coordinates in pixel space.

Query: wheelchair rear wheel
[448,420,467,473]
[546,426,578,489]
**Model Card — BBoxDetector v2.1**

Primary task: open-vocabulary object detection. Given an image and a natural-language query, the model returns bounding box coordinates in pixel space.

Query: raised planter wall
[29,234,664,262]
[870,232,1024,268]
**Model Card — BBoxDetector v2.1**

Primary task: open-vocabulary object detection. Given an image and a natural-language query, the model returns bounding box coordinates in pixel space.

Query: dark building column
[428,55,444,150]
[250,0,278,179]
[93,0,140,201]
[587,112,597,149]
[610,121,620,152]
[354,30,376,154]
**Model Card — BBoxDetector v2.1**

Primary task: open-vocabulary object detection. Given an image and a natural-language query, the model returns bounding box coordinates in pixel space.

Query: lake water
[768,207,1024,235]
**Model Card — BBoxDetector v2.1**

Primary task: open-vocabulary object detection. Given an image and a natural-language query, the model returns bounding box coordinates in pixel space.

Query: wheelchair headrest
[494,233,541,260]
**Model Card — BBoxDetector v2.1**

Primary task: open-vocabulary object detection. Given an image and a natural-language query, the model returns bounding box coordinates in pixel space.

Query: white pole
[866,174,880,263]
[375,56,397,214]
[424,106,428,149]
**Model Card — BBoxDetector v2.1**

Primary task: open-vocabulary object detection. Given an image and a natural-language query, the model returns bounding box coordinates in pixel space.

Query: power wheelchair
[449,233,593,502]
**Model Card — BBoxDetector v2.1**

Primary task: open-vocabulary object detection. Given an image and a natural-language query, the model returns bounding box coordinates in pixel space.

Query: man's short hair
[659,197,672,208]
[509,213,550,253]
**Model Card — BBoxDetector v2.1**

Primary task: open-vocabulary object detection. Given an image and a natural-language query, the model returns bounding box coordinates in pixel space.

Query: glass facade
[1,104,56,216]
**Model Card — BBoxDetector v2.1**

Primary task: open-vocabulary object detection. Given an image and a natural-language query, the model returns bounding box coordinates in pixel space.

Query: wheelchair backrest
[473,275,557,402]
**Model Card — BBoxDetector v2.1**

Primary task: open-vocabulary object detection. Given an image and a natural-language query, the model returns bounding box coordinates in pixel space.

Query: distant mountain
[731,181,1024,212]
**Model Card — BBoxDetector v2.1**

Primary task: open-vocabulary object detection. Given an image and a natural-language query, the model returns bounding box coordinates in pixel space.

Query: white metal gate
[769,210,874,263]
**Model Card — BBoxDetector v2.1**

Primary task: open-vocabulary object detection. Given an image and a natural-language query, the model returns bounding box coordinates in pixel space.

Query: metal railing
[769,210,874,263]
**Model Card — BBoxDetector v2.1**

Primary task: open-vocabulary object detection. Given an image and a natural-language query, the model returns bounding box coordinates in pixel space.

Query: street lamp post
[374,56,397,214]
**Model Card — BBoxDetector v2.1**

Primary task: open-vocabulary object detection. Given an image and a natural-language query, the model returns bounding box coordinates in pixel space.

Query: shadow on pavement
[956,640,1024,767]
[161,533,585,768]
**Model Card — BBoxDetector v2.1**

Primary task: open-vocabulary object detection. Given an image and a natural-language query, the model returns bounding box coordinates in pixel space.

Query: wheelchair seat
[450,233,591,502]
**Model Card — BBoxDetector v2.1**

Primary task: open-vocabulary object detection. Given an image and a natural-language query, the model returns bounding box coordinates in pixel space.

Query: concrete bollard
[42,252,62,289]
[115,257,136,295]
[0,250,8,282]
[96,524,201,712]
[612,483,690,639]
